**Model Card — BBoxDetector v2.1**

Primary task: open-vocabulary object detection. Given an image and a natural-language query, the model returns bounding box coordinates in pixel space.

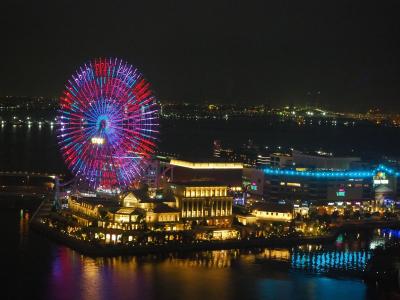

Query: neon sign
[373,172,389,185]
[264,164,397,178]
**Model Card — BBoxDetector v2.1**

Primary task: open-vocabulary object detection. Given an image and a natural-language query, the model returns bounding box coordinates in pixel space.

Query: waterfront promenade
[29,198,400,257]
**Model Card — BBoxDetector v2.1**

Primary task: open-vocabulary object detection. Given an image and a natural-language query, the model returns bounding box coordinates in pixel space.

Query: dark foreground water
[2,203,399,300]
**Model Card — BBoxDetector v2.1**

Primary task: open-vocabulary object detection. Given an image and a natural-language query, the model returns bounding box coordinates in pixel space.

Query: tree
[308,209,318,220]
[344,209,352,220]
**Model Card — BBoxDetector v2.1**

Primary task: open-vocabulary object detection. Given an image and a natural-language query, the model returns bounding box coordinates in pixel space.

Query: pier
[0,171,62,197]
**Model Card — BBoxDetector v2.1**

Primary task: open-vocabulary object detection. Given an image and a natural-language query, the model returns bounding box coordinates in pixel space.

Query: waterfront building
[250,202,293,222]
[235,213,257,226]
[248,151,398,205]
[256,154,271,167]
[104,207,144,230]
[263,165,400,204]
[309,200,383,216]
[243,167,265,196]
[270,153,293,168]
[121,190,176,210]
[291,150,360,170]
[163,159,243,191]
[293,204,309,216]
[67,189,183,232]
[269,150,361,170]
[67,196,119,226]
[120,190,182,230]
[195,229,239,240]
[234,202,292,225]
[260,163,400,219]
[145,204,181,223]
[170,181,233,227]
[375,185,394,206]
[265,175,373,202]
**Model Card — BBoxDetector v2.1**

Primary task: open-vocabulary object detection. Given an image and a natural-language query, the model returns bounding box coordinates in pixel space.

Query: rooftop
[153,203,180,213]
[71,196,119,207]
[251,202,293,213]
[170,181,227,187]
[264,164,398,178]
[114,207,141,215]
[123,189,176,203]
[170,159,243,170]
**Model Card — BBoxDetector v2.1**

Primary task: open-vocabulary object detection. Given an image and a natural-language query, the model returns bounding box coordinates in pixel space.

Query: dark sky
[1,0,400,111]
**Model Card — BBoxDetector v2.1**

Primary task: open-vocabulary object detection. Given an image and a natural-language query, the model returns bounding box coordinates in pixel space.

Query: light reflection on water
[42,245,369,300]
[19,209,29,248]
[9,209,400,299]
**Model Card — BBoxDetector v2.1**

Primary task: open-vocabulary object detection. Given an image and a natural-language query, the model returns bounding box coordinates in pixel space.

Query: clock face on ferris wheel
[57,58,158,192]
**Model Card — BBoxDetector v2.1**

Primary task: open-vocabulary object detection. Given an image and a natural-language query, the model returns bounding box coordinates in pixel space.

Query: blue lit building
[263,165,398,205]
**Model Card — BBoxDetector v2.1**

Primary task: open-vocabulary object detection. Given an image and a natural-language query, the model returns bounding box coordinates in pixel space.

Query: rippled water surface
[4,206,400,300]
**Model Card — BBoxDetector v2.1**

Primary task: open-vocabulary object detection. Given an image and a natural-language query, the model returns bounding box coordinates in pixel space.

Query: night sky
[1,0,400,111]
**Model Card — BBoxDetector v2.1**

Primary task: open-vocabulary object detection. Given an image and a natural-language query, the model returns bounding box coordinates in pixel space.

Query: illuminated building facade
[270,153,293,168]
[105,208,144,230]
[67,189,183,232]
[256,154,271,167]
[67,196,120,226]
[266,176,373,202]
[170,182,233,227]
[163,159,243,191]
[235,203,293,225]
[263,165,400,205]
[243,168,265,196]
[250,203,293,222]
[120,191,183,230]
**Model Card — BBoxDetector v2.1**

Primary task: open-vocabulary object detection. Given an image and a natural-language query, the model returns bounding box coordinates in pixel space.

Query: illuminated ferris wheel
[57,58,158,192]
